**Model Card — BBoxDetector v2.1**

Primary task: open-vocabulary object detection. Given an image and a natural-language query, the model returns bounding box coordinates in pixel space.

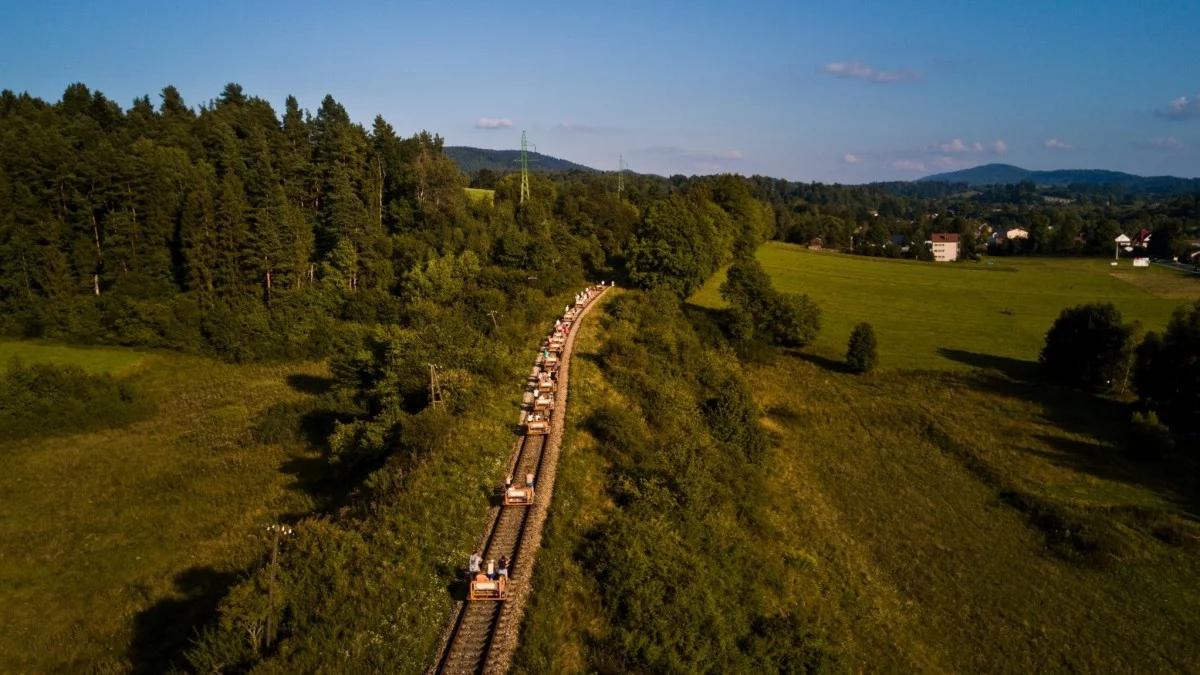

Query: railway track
[437,434,544,674]
[430,285,607,675]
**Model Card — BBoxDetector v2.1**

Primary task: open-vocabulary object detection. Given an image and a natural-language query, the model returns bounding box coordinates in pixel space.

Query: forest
[1,83,1198,672]
[3,82,1199,358]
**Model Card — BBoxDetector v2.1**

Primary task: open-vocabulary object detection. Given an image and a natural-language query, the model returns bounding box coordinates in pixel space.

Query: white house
[1006,228,1029,240]
[931,233,960,262]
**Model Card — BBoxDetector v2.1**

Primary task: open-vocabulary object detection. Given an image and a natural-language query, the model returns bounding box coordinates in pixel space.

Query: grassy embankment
[517,249,1199,672]
[512,293,615,672]
[755,360,1200,671]
[515,291,833,673]
[0,341,327,673]
[691,242,1199,369]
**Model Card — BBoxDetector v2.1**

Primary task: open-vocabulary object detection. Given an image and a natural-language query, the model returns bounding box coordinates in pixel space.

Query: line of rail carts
[468,284,607,602]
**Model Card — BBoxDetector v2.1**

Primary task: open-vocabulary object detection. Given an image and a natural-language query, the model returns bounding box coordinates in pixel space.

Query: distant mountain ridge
[917,163,1199,190]
[444,146,599,174]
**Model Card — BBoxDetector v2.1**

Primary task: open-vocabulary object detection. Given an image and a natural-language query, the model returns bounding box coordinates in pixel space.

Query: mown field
[691,243,1200,369]
[0,342,327,673]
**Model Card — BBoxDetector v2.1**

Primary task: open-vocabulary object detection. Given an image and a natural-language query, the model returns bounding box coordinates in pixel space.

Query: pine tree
[180,163,219,301]
[212,172,250,295]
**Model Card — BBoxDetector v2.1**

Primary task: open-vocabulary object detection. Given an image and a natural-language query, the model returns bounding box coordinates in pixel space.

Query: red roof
[931,233,959,243]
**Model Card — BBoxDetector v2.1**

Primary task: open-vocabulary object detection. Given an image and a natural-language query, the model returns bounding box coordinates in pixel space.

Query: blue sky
[2,0,1198,182]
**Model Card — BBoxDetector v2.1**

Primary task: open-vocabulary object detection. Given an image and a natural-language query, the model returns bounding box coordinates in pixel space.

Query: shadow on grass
[1028,434,1200,519]
[936,348,1041,380]
[287,373,335,395]
[786,350,855,374]
[934,347,1200,520]
[279,437,387,514]
[128,566,240,674]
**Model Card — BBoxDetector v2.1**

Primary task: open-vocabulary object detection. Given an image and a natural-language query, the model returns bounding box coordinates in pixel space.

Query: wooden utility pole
[429,364,444,406]
[265,524,293,650]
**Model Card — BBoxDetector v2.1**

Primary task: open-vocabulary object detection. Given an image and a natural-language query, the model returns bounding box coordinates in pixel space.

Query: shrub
[1133,301,1200,433]
[1040,303,1135,392]
[720,258,821,349]
[1129,410,1174,458]
[0,359,145,442]
[768,293,822,348]
[846,322,878,373]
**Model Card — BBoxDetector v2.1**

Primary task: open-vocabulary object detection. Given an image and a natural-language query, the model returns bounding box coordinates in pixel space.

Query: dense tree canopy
[1040,303,1136,392]
[1134,300,1200,433]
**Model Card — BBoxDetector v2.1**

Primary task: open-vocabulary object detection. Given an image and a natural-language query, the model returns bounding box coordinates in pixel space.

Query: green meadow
[691,242,1200,369]
[464,187,496,205]
[0,344,327,673]
[0,340,145,374]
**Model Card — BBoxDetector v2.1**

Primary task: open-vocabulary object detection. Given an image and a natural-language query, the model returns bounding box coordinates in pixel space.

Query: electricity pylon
[617,155,627,198]
[514,131,536,204]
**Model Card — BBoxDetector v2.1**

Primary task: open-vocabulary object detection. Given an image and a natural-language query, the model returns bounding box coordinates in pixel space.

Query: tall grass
[754,357,1200,671]
[0,349,327,673]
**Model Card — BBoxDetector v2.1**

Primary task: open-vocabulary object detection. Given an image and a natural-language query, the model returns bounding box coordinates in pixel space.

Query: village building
[931,233,960,262]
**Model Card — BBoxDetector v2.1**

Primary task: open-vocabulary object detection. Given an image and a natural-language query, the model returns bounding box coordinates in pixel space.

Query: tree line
[1041,300,1200,445]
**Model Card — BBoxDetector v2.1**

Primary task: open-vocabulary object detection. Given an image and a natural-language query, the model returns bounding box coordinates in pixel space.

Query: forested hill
[918,163,1200,192]
[444,146,598,174]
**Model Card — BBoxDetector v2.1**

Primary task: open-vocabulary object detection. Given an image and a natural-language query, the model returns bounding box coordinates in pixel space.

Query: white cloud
[1147,136,1184,151]
[1043,138,1073,150]
[939,138,982,153]
[933,155,958,168]
[475,117,514,129]
[1156,94,1200,120]
[888,160,927,172]
[842,153,863,164]
[820,60,922,84]
[729,150,746,160]
[937,138,1006,154]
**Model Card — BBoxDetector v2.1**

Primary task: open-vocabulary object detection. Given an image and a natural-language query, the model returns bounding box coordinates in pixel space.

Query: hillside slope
[444,147,599,174]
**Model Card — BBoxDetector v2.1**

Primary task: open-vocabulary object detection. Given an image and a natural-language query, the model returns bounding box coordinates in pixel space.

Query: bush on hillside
[575,290,831,671]
[720,258,821,349]
[1129,411,1174,458]
[768,293,822,348]
[0,359,145,442]
[1039,303,1135,392]
[1133,300,1200,433]
[846,322,878,373]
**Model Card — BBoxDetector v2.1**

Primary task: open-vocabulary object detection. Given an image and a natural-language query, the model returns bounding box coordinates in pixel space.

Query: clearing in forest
[0,340,145,373]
